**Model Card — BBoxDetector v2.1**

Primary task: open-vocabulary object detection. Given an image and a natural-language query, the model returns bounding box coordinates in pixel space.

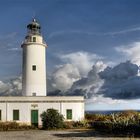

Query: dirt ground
[0,130,139,140]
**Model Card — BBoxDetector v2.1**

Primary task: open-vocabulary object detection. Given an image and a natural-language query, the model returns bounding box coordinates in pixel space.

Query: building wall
[0,103,6,122]
[0,97,84,126]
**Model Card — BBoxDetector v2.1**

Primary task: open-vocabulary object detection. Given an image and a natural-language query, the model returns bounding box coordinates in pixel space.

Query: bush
[40,108,64,129]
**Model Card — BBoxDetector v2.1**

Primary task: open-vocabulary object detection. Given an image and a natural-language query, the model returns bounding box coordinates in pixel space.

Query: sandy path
[0,130,139,140]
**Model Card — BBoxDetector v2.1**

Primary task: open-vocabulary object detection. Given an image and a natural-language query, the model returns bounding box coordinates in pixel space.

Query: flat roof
[0,96,84,103]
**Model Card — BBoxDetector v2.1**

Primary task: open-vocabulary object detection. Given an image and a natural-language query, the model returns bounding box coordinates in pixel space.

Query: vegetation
[40,108,140,136]
[64,120,89,129]
[40,108,89,130]
[1,109,139,136]
[86,110,140,135]
[0,122,35,131]
[40,108,64,129]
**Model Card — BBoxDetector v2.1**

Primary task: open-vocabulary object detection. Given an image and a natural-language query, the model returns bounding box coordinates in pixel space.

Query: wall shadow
[53,130,139,138]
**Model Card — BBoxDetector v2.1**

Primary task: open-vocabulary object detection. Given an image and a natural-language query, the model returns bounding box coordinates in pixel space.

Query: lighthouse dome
[27,18,41,35]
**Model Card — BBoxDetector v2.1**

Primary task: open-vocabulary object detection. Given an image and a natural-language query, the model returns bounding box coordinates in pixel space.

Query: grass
[85,110,140,136]
[0,122,36,131]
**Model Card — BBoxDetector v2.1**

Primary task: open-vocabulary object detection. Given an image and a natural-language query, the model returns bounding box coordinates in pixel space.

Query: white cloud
[85,96,130,110]
[51,51,110,94]
[7,48,21,51]
[86,96,140,111]
[115,42,140,65]
[51,51,106,92]
[0,76,22,96]
[52,64,80,91]
[47,30,99,40]
[93,61,107,72]
[0,32,17,40]
[86,95,126,105]
[47,26,140,40]
[0,81,11,93]
[58,51,103,77]
[104,27,140,36]
[70,61,106,98]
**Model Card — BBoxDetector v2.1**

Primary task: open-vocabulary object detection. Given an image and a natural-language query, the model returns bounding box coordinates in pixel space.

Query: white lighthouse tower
[21,19,47,96]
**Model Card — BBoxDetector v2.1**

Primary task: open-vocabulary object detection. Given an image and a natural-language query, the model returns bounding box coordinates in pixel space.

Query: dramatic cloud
[58,51,102,76]
[0,76,22,96]
[51,51,104,92]
[99,61,138,81]
[99,61,140,99]
[51,51,140,100]
[52,64,80,91]
[116,42,140,65]
[1,52,140,104]
[69,61,106,98]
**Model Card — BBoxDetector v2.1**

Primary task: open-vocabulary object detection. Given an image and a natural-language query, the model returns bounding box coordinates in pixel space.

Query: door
[31,110,38,127]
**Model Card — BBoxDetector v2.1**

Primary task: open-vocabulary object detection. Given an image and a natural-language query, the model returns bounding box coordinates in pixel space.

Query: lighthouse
[21,19,47,96]
[0,19,84,125]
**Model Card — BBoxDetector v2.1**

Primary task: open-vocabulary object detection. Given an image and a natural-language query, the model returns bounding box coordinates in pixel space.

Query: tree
[40,108,64,129]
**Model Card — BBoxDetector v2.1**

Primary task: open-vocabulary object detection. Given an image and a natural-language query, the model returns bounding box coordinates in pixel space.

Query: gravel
[0,130,139,140]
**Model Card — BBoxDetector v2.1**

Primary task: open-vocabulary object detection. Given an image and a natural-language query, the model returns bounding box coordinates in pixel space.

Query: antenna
[32,11,36,20]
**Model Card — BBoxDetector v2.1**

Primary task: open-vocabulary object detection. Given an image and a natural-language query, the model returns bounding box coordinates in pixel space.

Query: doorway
[31,110,38,127]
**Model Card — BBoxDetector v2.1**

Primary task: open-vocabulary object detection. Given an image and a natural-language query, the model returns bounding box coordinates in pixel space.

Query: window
[66,109,72,120]
[32,65,36,71]
[32,93,36,96]
[0,110,1,120]
[13,110,19,121]
[29,36,32,42]
[33,37,36,42]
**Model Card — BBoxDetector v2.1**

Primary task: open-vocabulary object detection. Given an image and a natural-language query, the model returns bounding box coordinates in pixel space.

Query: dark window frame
[13,110,19,121]
[33,37,36,42]
[32,65,36,71]
[32,93,36,96]
[66,109,72,120]
[0,110,1,121]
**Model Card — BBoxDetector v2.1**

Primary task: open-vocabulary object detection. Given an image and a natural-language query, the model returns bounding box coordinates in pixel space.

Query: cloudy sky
[1,0,140,110]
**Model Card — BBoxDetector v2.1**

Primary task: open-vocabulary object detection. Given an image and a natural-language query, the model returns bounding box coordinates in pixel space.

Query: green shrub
[40,108,64,129]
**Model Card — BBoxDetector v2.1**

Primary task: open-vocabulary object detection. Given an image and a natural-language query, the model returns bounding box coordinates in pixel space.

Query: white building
[0,19,84,126]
